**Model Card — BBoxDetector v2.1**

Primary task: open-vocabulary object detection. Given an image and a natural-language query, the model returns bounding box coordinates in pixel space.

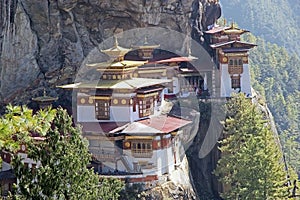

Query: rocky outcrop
[186,101,223,199]
[140,156,197,200]
[0,0,222,197]
[0,0,221,110]
[185,95,285,200]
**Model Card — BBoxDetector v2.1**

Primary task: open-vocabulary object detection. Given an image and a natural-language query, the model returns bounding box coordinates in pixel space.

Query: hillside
[221,0,300,55]
[221,0,300,176]
[244,34,300,175]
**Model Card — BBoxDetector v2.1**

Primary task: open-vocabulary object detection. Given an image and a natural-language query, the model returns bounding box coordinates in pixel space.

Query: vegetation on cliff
[240,33,300,177]
[221,0,300,55]
[221,1,300,176]
[0,106,124,199]
[215,94,292,199]
[0,105,56,154]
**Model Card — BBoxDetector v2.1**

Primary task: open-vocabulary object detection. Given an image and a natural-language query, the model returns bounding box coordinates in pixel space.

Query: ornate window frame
[95,99,110,120]
[228,58,243,74]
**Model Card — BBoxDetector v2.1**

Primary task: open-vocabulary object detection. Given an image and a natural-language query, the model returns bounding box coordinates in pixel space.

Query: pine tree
[11,107,124,199]
[214,94,290,199]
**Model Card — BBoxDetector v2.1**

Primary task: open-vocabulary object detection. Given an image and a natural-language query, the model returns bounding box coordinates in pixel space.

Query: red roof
[79,116,191,134]
[140,115,191,133]
[153,57,192,64]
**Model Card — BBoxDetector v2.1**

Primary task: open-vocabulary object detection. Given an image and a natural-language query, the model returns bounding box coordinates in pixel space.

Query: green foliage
[215,94,290,199]
[221,0,300,55]
[221,5,300,178]
[280,129,300,180]
[241,33,300,176]
[0,105,56,153]
[98,178,124,200]
[8,107,124,199]
[220,1,300,175]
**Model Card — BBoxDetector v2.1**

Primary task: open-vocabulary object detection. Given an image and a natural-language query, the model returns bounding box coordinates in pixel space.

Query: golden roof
[223,23,249,35]
[32,90,58,102]
[87,60,148,70]
[131,36,160,49]
[101,36,132,59]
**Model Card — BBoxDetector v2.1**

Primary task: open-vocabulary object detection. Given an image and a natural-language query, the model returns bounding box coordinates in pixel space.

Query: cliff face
[0,0,221,198]
[0,0,221,108]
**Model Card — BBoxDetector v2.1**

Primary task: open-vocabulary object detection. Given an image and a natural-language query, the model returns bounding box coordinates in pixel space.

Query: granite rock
[0,0,221,106]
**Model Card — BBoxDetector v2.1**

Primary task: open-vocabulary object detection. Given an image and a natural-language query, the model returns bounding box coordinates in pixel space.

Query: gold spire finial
[188,47,192,56]
[113,36,119,48]
[144,36,149,45]
[230,22,238,29]
[43,89,47,97]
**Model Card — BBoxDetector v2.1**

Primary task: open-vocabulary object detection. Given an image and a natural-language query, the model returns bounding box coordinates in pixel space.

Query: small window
[95,99,110,120]
[234,59,238,66]
[228,58,243,74]
[238,59,243,65]
[146,143,151,149]
[131,141,153,158]
[231,76,241,89]
[138,97,154,118]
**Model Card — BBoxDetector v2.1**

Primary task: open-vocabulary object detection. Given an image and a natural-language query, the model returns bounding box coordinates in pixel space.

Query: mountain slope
[221,0,300,55]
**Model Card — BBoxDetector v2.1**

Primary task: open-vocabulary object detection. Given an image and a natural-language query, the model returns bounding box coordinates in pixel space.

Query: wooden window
[228,58,243,74]
[231,76,241,89]
[131,140,153,158]
[95,99,110,120]
[138,97,154,118]
[133,98,136,112]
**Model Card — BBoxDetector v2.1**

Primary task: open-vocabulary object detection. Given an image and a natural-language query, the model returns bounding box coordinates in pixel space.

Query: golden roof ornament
[101,36,132,61]
[87,60,148,70]
[223,22,248,35]
[32,89,58,109]
[186,47,198,60]
[132,36,160,59]
[132,36,160,49]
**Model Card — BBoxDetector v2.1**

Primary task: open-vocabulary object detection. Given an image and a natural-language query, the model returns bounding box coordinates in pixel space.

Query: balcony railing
[228,65,243,74]
[131,150,153,158]
[90,148,121,161]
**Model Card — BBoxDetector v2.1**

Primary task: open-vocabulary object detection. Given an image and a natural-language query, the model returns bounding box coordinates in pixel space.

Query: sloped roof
[87,60,148,69]
[205,25,249,35]
[101,37,131,58]
[131,36,160,49]
[205,26,230,34]
[122,115,192,134]
[153,56,195,64]
[122,122,161,134]
[58,78,171,90]
[210,40,256,49]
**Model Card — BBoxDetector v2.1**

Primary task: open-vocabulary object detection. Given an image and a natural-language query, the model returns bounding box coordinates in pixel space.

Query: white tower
[205,24,256,97]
